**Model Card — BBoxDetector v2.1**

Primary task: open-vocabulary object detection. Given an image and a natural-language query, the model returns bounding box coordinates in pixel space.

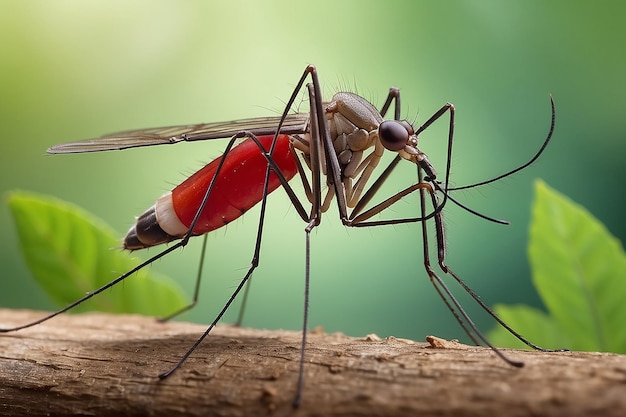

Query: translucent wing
[48,114,310,154]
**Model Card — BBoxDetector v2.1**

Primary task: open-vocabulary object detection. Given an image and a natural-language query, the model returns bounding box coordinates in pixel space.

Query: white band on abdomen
[154,191,188,237]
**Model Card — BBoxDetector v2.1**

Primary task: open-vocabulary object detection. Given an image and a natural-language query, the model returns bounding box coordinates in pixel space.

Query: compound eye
[379,120,409,151]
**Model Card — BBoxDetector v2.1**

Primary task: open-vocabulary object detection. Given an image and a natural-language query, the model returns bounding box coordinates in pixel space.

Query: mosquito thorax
[327,92,383,132]
[321,93,386,180]
[326,93,421,167]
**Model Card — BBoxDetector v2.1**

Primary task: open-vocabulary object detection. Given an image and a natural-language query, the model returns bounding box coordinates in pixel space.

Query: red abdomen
[173,134,297,233]
[123,135,297,250]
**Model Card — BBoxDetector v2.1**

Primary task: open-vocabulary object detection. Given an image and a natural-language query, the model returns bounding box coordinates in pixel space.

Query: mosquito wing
[47,113,310,154]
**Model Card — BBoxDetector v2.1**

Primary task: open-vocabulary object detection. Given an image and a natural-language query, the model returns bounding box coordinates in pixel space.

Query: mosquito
[1,65,557,407]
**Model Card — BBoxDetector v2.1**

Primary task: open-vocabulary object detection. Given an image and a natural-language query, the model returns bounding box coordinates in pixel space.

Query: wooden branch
[0,309,624,417]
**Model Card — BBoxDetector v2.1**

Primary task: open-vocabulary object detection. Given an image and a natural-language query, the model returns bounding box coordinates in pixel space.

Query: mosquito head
[378,120,413,151]
[378,119,438,181]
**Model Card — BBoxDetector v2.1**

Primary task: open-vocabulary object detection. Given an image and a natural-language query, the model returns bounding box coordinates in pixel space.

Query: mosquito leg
[157,234,210,322]
[234,277,253,327]
[378,87,401,120]
[416,177,480,345]
[293,225,313,408]
[237,139,313,326]
[293,79,326,407]
[158,130,303,378]
[232,136,278,327]
[289,141,314,204]
[346,160,532,364]
[234,137,314,328]
[418,177,524,367]
[158,252,260,379]
[349,92,559,360]
[428,277,482,346]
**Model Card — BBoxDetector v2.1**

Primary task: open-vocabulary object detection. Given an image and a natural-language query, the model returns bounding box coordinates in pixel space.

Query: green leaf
[8,191,188,316]
[487,181,626,353]
[529,180,626,352]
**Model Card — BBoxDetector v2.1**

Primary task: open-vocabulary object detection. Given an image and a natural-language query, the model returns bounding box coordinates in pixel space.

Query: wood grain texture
[1,309,625,417]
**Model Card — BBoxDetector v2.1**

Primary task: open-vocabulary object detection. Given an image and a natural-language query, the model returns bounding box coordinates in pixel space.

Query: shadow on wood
[0,309,625,416]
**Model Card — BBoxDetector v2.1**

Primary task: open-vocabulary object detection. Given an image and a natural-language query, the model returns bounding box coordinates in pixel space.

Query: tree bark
[0,309,624,417]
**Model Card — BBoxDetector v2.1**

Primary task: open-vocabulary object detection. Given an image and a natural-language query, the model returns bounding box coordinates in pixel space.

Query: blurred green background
[1,1,625,344]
